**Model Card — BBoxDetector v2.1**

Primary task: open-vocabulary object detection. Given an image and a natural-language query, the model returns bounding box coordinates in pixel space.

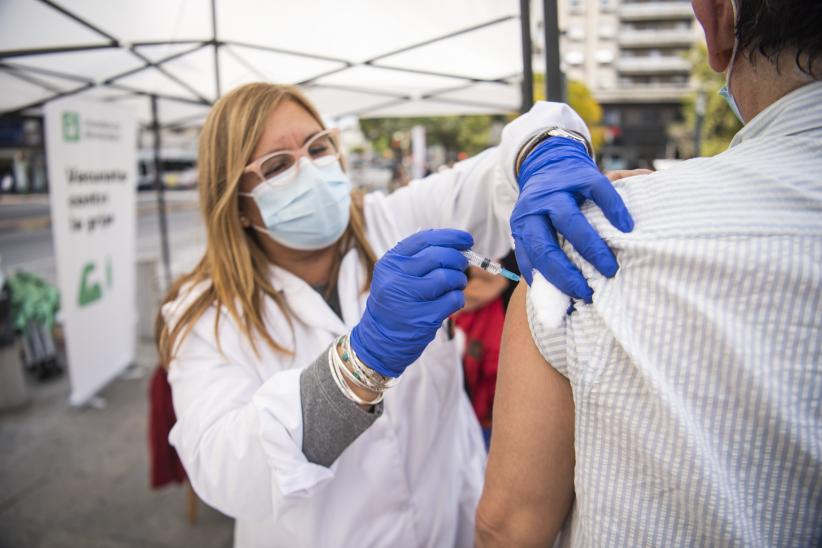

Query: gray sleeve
[299,346,384,467]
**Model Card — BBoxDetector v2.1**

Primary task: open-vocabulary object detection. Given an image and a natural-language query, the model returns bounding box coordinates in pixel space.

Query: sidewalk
[0,340,233,548]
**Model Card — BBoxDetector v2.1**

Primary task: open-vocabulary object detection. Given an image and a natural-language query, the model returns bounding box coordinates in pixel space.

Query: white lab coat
[164,102,588,548]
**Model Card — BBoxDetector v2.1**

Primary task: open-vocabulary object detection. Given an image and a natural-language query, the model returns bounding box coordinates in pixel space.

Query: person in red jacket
[453,264,512,446]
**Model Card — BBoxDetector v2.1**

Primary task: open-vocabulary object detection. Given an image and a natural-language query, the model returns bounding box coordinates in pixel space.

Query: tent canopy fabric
[0,0,526,127]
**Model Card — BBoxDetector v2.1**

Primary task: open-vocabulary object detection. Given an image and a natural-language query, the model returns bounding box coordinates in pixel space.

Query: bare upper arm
[476,281,576,548]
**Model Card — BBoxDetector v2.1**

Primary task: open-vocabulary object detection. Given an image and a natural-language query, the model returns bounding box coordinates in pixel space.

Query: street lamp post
[519,0,534,113]
[542,0,564,102]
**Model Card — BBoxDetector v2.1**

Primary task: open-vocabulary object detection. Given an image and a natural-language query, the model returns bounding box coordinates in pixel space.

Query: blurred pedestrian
[454,265,511,446]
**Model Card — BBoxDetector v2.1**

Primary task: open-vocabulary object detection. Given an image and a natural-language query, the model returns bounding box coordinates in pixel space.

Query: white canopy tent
[0,0,544,128]
[0,0,562,284]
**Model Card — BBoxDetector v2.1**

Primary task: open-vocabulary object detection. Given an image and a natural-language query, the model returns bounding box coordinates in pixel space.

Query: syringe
[461,250,521,282]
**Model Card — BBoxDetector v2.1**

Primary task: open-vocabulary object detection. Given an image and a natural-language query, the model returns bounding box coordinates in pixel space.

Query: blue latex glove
[511,137,634,301]
[350,229,471,377]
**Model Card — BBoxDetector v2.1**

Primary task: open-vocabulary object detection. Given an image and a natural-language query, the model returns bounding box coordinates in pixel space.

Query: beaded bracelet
[334,337,380,393]
[341,334,400,390]
[334,336,382,392]
[327,344,384,406]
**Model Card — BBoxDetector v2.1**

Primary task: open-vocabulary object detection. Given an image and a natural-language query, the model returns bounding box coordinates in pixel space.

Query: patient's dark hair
[736,0,822,77]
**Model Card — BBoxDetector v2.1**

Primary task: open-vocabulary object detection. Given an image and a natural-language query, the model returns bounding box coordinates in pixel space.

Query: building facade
[547,0,701,168]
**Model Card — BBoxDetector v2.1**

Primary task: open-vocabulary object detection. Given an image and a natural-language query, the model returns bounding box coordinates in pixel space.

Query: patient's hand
[605,168,653,182]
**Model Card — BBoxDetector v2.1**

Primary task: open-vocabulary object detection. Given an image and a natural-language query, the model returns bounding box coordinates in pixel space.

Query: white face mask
[239,157,352,251]
[718,0,745,124]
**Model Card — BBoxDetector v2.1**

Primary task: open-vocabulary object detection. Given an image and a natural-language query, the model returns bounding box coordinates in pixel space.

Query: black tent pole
[542,0,565,102]
[151,94,172,289]
[519,0,534,113]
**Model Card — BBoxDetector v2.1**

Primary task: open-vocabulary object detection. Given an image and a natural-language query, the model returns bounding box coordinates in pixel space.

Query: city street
[0,190,206,287]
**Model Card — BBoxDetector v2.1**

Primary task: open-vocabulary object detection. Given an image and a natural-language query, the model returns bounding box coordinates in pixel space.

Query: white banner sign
[44,98,137,406]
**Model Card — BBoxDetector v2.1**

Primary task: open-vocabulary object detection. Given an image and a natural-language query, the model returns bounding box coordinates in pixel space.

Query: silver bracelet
[515,127,594,178]
[335,335,383,392]
[337,335,381,391]
[342,334,400,390]
[327,344,384,406]
[334,338,381,393]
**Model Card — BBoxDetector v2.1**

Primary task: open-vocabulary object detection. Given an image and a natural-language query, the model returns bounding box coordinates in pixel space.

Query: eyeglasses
[243,127,341,186]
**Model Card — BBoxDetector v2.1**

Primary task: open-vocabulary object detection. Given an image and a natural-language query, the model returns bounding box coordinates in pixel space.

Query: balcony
[619,2,695,21]
[616,56,691,74]
[595,83,693,103]
[618,29,696,47]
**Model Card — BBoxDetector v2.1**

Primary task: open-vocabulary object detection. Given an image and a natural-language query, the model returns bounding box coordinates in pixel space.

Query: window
[563,51,585,65]
[603,109,621,126]
[595,49,614,63]
[567,24,585,40]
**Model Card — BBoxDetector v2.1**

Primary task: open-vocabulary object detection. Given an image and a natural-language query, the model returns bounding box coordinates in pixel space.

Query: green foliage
[358,77,605,158]
[358,114,504,158]
[7,271,60,331]
[674,44,742,157]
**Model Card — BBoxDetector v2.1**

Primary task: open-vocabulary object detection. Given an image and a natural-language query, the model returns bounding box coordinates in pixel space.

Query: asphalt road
[0,191,206,286]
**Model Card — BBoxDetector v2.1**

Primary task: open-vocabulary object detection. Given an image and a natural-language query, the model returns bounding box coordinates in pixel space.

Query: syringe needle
[498,267,521,282]
[461,250,520,283]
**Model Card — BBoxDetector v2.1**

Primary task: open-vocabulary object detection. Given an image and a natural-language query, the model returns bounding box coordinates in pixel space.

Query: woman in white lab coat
[157,83,590,547]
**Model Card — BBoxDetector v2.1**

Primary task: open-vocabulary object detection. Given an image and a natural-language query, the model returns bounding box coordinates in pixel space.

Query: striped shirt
[526,82,822,547]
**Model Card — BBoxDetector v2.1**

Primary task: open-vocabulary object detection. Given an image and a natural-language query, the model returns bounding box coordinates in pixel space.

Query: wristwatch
[515,127,594,178]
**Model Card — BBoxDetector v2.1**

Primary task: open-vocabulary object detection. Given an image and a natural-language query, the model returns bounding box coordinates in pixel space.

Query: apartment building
[544,0,702,168]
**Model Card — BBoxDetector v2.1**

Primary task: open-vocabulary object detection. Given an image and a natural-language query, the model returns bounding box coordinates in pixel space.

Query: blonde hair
[156,83,376,367]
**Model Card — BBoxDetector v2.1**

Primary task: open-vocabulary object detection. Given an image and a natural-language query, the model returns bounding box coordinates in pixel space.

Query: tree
[358,77,605,160]
[670,43,742,157]
[358,114,503,160]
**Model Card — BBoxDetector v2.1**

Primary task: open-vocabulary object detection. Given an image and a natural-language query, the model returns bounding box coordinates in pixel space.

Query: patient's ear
[692,0,736,72]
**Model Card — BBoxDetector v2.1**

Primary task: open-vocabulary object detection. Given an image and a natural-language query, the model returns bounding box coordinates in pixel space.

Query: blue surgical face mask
[240,157,352,250]
[718,0,745,124]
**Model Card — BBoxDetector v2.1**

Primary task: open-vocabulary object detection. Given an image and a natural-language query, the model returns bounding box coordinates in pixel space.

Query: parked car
[137,149,197,191]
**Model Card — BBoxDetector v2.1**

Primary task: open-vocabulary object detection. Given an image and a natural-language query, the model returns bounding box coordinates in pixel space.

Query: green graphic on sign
[62,112,80,142]
[78,258,113,307]
[78,262,102,307]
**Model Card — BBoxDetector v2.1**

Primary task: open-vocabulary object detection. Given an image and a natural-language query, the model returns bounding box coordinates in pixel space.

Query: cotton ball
[529,270,570,330]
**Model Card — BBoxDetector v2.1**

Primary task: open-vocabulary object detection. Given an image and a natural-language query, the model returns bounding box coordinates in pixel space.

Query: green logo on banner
[78,259,112,307]
[62,112,80,142]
